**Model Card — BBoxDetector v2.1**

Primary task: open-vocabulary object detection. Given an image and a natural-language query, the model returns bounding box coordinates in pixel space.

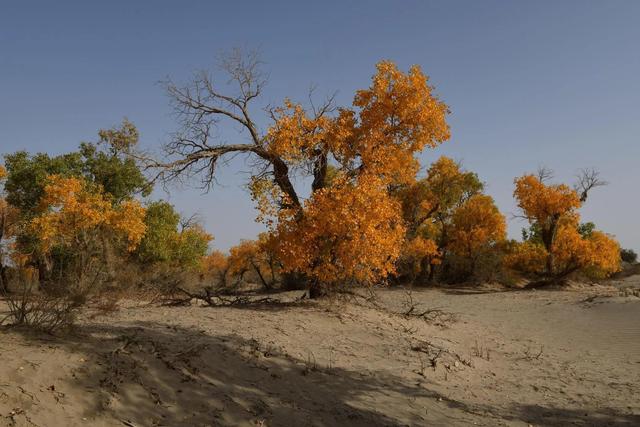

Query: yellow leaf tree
[150,54,450,296]
[393,156,491,282]
[201,250,231,288]
[226,234,281,290]
[448,194,507,276]
[29,175,146,288]
[506,171,620,282]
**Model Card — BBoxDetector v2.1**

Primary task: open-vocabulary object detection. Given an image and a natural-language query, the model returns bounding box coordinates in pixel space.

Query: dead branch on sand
[411,339,473,371]
[402,289,457,325]
[161,287,300,307]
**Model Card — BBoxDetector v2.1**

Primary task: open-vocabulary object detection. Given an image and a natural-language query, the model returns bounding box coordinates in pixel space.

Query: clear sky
[1,1,639,252]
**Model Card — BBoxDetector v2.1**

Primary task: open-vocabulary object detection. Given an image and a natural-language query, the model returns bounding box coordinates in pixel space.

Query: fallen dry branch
[162,287,298,307]
[402,289,457,325]
[411,339,473,370]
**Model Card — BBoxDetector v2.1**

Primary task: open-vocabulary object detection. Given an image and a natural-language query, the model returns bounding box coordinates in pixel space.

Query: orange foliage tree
[200,250,231,288]
[150,55,450,295]
[448,194,506,270]
[226,234,281,290]
[29,175,146,286]
[394,156,502,282]
[506,171,620,281]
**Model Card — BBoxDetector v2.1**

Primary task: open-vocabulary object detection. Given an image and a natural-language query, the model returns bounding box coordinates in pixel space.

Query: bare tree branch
[536,166,554,183]
[147,48,303,209]
[575,168,607,203]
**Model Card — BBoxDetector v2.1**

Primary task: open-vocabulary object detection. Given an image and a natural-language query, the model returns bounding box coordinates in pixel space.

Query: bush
[1,269,81,333]
[621,248,638,264]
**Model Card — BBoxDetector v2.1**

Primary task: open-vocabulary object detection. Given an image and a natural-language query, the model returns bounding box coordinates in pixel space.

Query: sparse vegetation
[0,53,626,336]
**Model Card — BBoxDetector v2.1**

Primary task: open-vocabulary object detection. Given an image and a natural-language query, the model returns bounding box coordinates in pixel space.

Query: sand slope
[1,280,639,426]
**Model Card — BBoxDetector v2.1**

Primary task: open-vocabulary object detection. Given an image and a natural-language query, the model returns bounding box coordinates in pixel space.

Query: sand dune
[1,279,639,426]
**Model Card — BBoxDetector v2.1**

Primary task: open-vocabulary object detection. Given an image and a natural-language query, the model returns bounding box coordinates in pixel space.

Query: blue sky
[1,1,639,251]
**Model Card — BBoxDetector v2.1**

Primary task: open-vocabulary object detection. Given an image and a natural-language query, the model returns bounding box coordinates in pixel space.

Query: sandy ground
[0,277,639,426]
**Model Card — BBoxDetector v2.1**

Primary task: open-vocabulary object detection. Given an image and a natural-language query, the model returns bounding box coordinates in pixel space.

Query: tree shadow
[7,315,639,426]
[11,320,475,426]
[509,403,640,426]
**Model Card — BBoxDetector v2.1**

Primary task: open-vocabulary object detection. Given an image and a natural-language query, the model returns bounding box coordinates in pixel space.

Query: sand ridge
[0,281,639,426]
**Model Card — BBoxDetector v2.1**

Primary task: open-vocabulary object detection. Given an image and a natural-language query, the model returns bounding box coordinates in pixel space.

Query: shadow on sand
[9,313,640,426]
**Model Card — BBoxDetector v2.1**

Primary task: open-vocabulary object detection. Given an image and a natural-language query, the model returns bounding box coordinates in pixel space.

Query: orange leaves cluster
[393,156,494,280]
[400,236,441,277]
[579,231,621,278]
[227,239,262,277]
[30,175,146,252]
[551,221,620,278]
[449,195,506,258]
[508,174,620,279]
[506,221,620,279]
[353,62,450,184]
[266,100,334,164]
[503,241,548,274]
[275,176,405,285]
[266,61,450,187]
[513,175,581,224]
[201,250,230,281]
[404,236,440,263]
[423,156,482,209]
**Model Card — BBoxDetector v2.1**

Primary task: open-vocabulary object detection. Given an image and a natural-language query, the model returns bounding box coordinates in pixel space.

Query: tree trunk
[252,262,272,291]
[308,280,328,299]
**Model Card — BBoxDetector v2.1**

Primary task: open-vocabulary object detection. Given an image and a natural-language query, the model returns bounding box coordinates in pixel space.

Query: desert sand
[1,278,639,426]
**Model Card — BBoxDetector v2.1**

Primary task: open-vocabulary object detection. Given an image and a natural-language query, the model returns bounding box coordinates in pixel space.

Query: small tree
[135,201,212,269]
[394,156,498,283]
[201,250,232,289]
[506,170,620,282]
[226,235,281,290]
[448,194,506,278]
[3,120,151,283]
[29,175,146,293]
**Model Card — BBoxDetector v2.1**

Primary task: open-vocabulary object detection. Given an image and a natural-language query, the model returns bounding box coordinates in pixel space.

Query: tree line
[0,52,627,329]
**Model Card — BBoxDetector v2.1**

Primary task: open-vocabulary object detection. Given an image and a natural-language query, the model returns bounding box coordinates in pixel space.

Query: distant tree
[506,170,620,282]
[135,201,181,264]
[29,175,146,289]
[620,248,638,264]
[135,201,211,268]
[393,156,495,283]
[3,119,149,217]
[226,234,281,290]
[448,194,507,276]
[200,250,231,288]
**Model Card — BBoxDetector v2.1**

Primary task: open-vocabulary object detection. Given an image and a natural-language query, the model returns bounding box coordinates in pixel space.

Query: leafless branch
[575,168,607,203]
[536,166,554,183]
[144,49,303,209]
[179,212,203,232]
